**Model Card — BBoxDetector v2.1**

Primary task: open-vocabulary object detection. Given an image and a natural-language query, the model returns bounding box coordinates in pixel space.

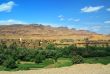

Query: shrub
[52,51,61,62]
[0,54,5,65]
[17,48,32,61]
[35,53,45,63]
[3,56,17,69]
[62,45,77,58]
[72,55,84,64]
[43,59,54,65]
[9,42,18,49]
[0,42,7,49]
[46,44,56,50]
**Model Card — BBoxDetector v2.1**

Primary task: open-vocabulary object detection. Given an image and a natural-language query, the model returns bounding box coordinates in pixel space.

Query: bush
[0,54,5,65]
[3,56,17,69]
[62,45,77,58]
[46,44,56,50]
[72,55,84,64]
[43,59,54,65]
[35,53,45,63]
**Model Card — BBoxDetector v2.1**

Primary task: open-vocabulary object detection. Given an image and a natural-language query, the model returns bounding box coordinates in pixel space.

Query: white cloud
[104,21,110,24]
[106,8,110,11]
[0,1,15,12]
[90,25,102,31]
[78,25,102,32]
[60,18,64,21]
[81,6,104,13]
[0,19,27,25]
[58,15,63,18]
[78,27,89,30]
[68,18,73,21]
[74,19,80,22]
[58,15,65,21]
[68,18,80,22]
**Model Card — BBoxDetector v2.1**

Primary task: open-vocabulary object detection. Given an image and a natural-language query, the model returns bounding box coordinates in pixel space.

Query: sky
[0,0,110,34]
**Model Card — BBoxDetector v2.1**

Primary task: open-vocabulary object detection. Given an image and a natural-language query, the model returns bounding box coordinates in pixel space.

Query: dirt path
[0,64,110,74]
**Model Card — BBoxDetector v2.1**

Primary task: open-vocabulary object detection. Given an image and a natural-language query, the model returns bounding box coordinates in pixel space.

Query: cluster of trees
[0,41,110,69]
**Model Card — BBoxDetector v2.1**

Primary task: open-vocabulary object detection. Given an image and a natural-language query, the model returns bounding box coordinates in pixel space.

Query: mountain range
[0,24,109,40]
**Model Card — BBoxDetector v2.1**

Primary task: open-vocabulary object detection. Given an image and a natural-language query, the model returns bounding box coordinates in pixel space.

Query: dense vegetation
[0,42,110,70]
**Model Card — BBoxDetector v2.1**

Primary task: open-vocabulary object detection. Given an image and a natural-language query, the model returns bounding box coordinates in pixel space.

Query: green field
[0,56,110,71]
[0,58,72,71]
[84,56,110,65]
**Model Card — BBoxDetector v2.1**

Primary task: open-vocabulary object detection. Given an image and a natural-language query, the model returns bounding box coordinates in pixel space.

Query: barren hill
[0,24,95,35]
[0,24,109,40]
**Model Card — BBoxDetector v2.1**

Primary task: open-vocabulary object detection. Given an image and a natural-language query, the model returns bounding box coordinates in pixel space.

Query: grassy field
[17,58,72,70]
[0,56,110,71]
[84,56,110,65]
[45,58,72,68]
[0,58,72,71]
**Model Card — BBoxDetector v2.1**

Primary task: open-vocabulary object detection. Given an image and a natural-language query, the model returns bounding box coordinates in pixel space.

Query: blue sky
[0,0,110,34]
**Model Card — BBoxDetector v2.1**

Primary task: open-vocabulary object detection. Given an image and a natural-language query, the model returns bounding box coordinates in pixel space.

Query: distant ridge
[0,24,96,36]
[0,24,109,40]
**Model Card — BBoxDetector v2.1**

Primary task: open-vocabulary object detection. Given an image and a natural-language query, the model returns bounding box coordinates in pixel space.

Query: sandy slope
[0,64,110,74]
